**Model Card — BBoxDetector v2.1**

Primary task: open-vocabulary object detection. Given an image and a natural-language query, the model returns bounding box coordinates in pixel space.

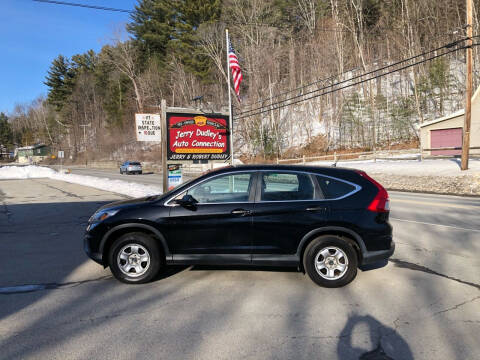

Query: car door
[251,171,330,257]
[167,171,256,264]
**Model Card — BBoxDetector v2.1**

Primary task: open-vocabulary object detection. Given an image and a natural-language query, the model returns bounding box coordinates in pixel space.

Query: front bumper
[361,241,395,265]
[84,233,103,265]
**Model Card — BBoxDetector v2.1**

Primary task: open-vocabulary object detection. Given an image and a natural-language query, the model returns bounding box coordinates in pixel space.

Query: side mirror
[174,194,198,208]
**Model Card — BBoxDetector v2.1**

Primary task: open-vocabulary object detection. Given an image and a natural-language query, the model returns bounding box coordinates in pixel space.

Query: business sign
[167,113,230,161]
[135,114,161,141]
[167,164,183,191]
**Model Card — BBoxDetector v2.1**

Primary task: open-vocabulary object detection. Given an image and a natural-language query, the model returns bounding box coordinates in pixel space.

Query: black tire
[120,169,123,174]
[303,235,358,288]
[108,232,163,284]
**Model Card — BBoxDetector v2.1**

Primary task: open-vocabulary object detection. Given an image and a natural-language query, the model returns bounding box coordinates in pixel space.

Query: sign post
[58,150,64,172]
[161,100,168,193]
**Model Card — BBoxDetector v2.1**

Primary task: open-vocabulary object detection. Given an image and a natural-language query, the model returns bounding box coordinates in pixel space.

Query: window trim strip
[164,169,361,206]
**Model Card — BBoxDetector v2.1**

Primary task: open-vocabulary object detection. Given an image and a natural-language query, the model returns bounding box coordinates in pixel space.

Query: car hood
[97,195,160,212]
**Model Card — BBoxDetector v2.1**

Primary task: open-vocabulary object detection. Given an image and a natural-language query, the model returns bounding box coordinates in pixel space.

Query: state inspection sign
[135,114,161,141]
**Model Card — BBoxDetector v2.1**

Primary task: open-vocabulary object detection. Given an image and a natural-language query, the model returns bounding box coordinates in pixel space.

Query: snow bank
[0,166,162,198]
[0,165,56,179]
[307,158,480,177]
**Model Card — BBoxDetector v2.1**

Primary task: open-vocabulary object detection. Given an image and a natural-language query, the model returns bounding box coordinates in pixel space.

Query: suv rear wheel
[108,232,163,284]
[303,235,358,287]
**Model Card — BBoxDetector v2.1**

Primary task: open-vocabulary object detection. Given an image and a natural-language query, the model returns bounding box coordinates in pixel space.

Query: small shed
[419,87,480,156]
[16,144,50,164]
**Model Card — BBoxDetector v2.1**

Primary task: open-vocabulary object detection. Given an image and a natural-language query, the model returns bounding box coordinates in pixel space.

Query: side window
[261,173,315,201]
[186,173,253,204]
[316,175,356,199]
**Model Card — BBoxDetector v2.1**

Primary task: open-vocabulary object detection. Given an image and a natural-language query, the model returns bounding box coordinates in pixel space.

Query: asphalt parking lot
[1,178,479,359]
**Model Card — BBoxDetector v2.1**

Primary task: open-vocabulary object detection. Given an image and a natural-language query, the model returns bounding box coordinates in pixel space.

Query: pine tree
[128,0,221,81]
[171,0,221,81]
[44,55,75,111]
[0,112,13,148]
[127,0,176,58]
[71,50,97,74]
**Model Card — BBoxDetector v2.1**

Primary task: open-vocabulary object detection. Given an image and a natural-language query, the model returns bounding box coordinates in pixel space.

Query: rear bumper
[361,241,395,265]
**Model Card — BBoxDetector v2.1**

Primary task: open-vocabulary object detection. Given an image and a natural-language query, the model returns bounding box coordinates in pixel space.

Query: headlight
[89,209,119,223]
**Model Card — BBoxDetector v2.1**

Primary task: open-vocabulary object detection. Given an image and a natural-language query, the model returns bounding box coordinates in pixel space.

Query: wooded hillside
[6,0,480,161]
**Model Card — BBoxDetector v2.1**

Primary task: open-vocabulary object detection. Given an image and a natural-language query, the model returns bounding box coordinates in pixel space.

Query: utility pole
[461,0,473,170]
[79,123,91,146]
[80,123,91,166]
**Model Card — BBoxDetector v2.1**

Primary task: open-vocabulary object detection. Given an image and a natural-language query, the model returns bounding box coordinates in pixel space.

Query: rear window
[316,176,356,199]
[261,173,316,201]
[130,162,141,166]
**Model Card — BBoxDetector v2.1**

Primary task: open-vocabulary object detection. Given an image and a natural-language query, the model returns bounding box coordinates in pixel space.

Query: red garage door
[431,128,462,155]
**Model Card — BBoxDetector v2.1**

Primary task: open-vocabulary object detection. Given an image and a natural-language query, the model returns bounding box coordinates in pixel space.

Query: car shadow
[153,265,190,281]
[359,260,389,272]
[189,264,299,273]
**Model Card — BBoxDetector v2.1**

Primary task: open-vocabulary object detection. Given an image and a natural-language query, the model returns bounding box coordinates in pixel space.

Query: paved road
[0,178,479,359]
[67,166,167,186]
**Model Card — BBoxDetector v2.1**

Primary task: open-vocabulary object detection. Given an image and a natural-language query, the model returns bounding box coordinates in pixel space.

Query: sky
[0,0,138,115]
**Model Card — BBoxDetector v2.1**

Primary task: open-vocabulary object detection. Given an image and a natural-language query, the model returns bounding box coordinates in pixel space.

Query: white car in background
[120,161,142,175]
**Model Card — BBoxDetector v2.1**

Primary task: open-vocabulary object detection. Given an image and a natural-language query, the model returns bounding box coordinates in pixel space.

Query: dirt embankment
[370,173,480,196]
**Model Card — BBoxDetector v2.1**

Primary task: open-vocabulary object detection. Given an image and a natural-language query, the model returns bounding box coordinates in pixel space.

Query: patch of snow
[0,165,162,198]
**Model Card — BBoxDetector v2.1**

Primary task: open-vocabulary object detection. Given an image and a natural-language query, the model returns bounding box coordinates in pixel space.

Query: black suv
[84,165,394,287]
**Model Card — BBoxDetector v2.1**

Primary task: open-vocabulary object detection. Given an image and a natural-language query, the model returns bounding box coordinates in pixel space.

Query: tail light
[355,171,390,213]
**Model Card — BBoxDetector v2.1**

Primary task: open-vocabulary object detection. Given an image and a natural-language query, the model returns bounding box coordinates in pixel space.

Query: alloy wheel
[117,243,151,277]
[314,246,349,280]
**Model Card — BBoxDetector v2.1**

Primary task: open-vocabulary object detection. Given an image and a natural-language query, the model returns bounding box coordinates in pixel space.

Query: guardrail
[276,148,420,164]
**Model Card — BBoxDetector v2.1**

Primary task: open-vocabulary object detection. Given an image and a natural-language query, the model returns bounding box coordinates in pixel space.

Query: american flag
[228,39,243,98]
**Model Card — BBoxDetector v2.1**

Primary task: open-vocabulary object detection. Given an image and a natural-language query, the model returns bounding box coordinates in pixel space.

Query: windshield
[154,176,199,201]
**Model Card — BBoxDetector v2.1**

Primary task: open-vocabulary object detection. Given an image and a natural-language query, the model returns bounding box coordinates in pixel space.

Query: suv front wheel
[108,232,163,284]
[303,235,358,288]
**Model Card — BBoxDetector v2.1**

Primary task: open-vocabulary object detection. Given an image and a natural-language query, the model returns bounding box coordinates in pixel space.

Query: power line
[32,0,133,13]
[235,44,472,120]
[236,38,468,118]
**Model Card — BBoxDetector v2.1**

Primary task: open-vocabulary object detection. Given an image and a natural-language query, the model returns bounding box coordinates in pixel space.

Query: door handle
[306,207,327,212]
[231,209,251,216]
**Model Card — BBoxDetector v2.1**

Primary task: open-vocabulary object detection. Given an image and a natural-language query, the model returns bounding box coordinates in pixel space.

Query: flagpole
[226,28,234,166]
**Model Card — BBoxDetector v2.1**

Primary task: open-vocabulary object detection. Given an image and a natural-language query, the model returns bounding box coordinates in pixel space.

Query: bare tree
[102,37,144,112]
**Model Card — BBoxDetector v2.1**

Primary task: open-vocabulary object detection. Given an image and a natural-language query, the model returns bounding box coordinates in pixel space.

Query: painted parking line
[390,217,480,232]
